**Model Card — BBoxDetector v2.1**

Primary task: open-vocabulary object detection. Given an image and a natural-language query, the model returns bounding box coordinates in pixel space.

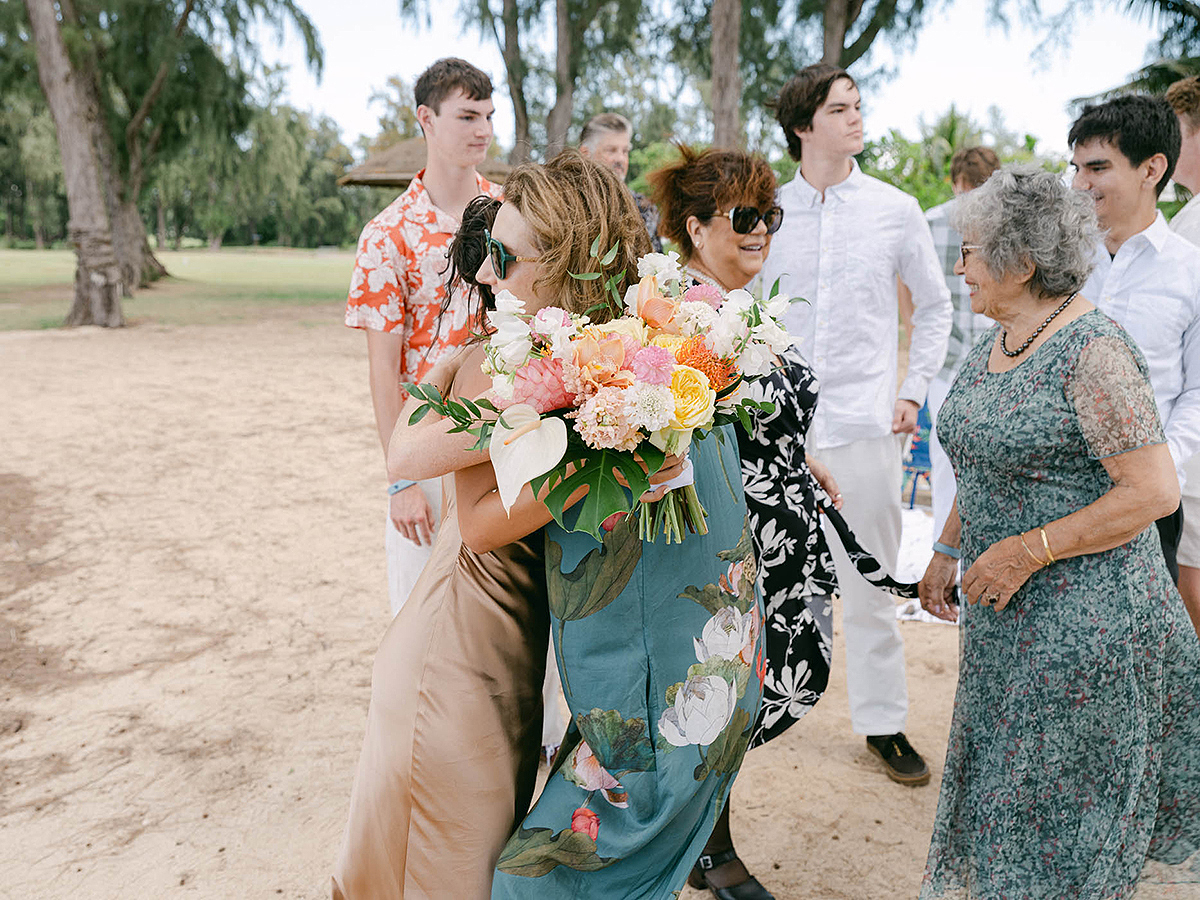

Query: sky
[258,0,1161,160]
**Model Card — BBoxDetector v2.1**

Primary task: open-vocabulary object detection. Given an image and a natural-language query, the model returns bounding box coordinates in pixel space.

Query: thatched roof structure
[337,137,512,188]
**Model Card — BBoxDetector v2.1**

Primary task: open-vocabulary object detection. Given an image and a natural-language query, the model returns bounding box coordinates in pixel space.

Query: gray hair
[579,112,631,148]
[952,164,1101,300]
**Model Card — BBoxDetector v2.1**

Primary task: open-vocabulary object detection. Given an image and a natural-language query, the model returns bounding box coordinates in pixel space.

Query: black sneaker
[866,732,930,786]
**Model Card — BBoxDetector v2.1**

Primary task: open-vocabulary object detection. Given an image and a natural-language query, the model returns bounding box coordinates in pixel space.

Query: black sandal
[686,848,776,900]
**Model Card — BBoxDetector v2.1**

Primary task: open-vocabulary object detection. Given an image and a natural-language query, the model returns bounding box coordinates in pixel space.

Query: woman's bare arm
[386,345,495,481]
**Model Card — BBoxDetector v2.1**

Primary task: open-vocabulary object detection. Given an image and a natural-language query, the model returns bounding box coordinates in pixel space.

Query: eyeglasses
[960,242,983,261]
[724,205,785,235]
[485,228,539,279]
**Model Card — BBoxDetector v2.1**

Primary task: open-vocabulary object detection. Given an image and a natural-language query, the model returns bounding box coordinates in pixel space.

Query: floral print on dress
[344,169,503,382]
[735,346,836,747]
[492,434,763,897]
[920,311,1200,898]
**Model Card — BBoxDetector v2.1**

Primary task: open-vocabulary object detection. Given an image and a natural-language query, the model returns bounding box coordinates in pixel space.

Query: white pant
[384,477,442,617]
[818,434,908,736]
[927,374,956,539]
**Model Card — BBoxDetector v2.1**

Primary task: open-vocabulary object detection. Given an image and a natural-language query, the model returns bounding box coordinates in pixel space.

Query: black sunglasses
[724,205,784,235]
[484,228,539,279]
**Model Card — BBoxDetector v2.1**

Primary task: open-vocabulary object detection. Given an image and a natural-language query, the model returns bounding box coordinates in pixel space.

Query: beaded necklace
[1000,292,1077,358]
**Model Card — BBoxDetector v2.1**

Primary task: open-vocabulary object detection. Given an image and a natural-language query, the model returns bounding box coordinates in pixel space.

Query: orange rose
[572,328,634,390]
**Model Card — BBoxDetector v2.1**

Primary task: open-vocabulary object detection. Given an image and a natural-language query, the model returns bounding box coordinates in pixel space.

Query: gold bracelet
[1019,533,1048,568]
[1039,527,1056,564]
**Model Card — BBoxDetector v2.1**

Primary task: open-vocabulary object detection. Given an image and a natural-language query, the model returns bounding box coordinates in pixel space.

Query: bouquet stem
[638,484,708,544]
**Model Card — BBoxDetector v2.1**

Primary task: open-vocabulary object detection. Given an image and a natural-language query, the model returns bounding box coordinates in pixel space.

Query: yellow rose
[669,365,716,429]
[651,334,686,354]
[595,316,648,344]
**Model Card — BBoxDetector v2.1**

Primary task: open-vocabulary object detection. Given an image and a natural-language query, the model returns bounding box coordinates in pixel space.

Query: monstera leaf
[496,827,618,878]
[575,708,656,774]
[531,442,666,540]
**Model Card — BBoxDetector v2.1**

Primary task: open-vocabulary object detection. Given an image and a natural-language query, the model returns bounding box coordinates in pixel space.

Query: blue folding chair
[901,402,932,508]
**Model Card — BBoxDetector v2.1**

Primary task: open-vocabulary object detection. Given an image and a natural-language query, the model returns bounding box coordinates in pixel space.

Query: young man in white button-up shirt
[1070,95,1200,587]
[761,63,952,786]
[1165,77,1200,638]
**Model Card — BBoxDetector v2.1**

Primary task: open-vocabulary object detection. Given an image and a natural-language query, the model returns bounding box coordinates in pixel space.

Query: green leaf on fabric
[495,827,619,877]
[699,706,752,778]
[687,657,751,700]
[575,708,656,773]
[677,583,728,616]
[545,516,642,622]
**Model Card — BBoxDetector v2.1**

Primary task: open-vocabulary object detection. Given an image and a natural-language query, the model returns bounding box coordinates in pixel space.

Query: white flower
[763,295,790,322]
[623,283,640,315]
[722,288,755,316]
[489,403,568,512]
[709,311,748,358]
[737,342,775,378]
[623,382,674,431]
[657,675,738,747]
[676,301,719,336]
[752,319,793,354]
[693,606,756,664]
[531,306,579,360]
[487,290,534,369]
[491,372,515,403]
[636,251,683,285]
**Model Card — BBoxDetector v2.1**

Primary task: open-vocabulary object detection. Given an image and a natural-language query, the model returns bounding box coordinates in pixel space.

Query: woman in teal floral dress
[448,153,763,900]
[919,167,1200,897]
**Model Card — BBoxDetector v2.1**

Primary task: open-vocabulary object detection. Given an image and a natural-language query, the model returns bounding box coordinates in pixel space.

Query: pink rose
[683,283,723,309]
[631,346,674,386]
[570,807,599,841]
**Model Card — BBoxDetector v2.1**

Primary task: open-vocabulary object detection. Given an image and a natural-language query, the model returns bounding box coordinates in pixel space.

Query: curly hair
[952,164,1100,300]
[645,144,778,260]
[432,193,501,347]
[501,149,651,322]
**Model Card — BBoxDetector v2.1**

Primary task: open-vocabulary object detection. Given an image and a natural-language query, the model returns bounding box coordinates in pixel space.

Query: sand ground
[0,311,959,900]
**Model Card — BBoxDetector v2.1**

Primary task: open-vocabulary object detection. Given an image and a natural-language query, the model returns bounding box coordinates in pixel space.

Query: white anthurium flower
[693,606,755,663]
[636,251,683,285]
[489,403,568,512]
[657,675,737,747]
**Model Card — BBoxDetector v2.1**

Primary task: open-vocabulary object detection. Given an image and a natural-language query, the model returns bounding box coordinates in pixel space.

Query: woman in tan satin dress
[331,463,549,900]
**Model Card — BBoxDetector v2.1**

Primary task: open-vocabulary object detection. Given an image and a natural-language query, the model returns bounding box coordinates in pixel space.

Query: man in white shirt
[761,63,952,785]
[1071,94,1200,586]
[1163,77,1200,637]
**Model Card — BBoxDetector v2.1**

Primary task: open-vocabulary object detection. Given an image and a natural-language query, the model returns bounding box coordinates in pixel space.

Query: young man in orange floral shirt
[344,58,502,616]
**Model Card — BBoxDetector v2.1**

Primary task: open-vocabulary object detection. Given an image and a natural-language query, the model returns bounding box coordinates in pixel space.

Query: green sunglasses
[485,228,539,279]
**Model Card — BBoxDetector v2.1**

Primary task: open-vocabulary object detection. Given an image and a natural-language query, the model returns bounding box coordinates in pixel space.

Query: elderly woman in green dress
[918,166,1200,897]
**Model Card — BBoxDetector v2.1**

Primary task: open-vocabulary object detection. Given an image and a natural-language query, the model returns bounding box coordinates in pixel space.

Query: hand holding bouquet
[406,248,794,542]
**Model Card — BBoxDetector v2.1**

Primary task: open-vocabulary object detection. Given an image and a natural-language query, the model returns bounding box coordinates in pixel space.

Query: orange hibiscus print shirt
[344,169,503,383]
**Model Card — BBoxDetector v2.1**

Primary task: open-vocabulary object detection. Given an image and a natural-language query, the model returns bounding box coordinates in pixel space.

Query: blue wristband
[388,478,418,495]
[932,540,961,559]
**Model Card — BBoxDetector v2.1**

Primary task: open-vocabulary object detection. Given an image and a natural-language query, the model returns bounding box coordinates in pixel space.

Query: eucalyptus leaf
[600,240,620,266]
[570,271,602,281]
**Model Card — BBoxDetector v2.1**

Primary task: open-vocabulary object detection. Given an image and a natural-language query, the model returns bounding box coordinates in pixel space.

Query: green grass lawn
[0,247,357,331]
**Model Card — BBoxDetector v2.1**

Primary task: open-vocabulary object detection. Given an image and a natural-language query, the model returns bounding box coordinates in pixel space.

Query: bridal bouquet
[405,247,793,542]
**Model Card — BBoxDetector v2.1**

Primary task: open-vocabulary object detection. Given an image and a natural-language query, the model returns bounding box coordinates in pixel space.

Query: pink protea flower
[510,356,575,413]
[574,386,642,451]
[683,283,723,309]
[631,346,674,386]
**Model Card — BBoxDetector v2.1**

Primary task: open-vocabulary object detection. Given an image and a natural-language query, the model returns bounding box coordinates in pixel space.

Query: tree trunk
[544,0,574,159]
[24,0,125,326]
[156,190,168,251]
[499,0,532,164]
[710,0,743,149]
[823,0,851,64]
